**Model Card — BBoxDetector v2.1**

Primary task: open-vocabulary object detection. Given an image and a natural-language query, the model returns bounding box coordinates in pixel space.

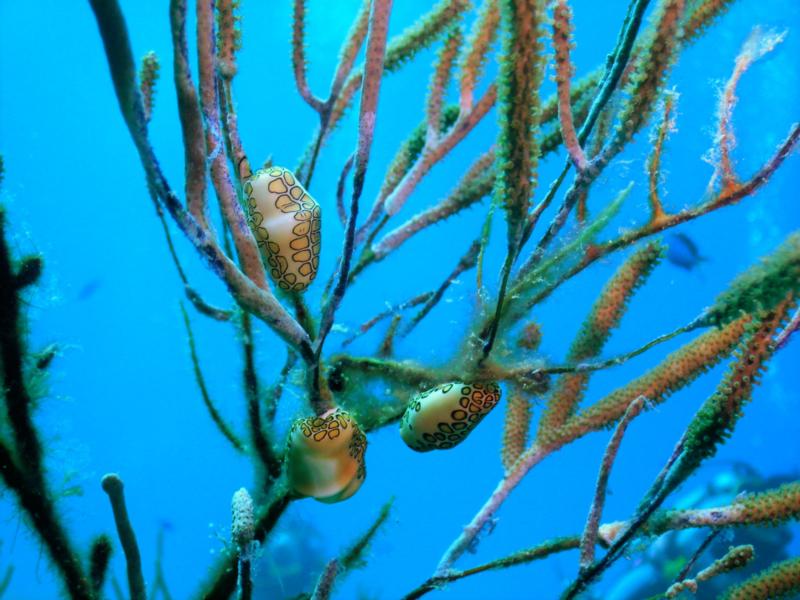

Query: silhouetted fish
[666,233,707,270]
[76,277,104,301]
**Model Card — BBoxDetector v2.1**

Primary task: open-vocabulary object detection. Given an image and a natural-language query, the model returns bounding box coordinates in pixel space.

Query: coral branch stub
[286,409,367,503]
[400,382,501,451]
[245,166,321,291]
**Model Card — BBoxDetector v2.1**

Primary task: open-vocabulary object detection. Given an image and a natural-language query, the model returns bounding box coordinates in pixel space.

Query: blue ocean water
[0,1,798,598]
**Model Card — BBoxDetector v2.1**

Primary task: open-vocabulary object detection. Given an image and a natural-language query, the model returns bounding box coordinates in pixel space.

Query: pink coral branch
[196,0,267,290]
[385,84,497,219]
[170,0,209,230]
[435,444,552,576]
[329,1,371,100]
[371,148,495,262]
[427,26,463,144]
[579,395,645,570]
[292,0,325,113]
[458,0,500,112]
[553,0,588,171]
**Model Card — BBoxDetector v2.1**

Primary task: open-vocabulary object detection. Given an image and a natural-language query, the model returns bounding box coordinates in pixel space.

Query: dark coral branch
[315,0,394,359]
[342,291,434,347]
[102,474,146,600]
[401,238,481,337]
[180,304,245,453]
[0,443,92,600]
[240,310,282,480]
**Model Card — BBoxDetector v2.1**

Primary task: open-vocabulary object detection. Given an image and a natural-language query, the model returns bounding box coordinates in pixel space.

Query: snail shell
[286,409,367,503]
[244,166,321,291]
[400,382,501,452]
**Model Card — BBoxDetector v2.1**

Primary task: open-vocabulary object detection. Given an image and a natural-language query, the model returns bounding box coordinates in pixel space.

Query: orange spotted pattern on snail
[286,409,367,503]
[400,382,501,452]
[245,166,321,291]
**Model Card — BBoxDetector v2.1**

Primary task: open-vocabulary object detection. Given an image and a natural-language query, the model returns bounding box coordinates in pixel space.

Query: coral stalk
[578,395,645,570]
[316,0,394,358]
[102,474,146,600]
[552,0,588,171]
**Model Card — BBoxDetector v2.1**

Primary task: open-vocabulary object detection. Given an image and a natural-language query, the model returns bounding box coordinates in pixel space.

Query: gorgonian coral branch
[537,241,663,434]
[180,303,245,453]
[329,0,371,100]
[578,395,645,570]
[713,27,785,192]
[435,314,747,574]
[309,498,394,598]
[511,124,800,329]
[458,0,500,111]
[611,0,685,148]
[313,0,470,157]
[292,0,324,112]
[91,0,313,359]
[369,148,495,265]
[552,314,750,444]
[196,0,267,291]
[400,238,482,337]
[426,26,463,143]
[101,474,146,600]
[479,0,547,359]
[720,556,800,600]
[0,206,93,600]
[381,84,497,220]
[646,91,677,224]
[500,385,532,472]
[409,477,799,598]
[215,0,241,78]
[316,0,395,365]
[342,291,434,347]
[566,297,795,597]
[494,0,546,246]
[514,0,655,289]
[666,544,754,597]
[552,0,588,171]
[138,51,159,124]
[170,0,210,229]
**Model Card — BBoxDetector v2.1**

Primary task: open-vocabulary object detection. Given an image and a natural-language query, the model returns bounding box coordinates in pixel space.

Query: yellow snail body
[244,166,321,291]
[286,409,367,503]
[400,382,501,452]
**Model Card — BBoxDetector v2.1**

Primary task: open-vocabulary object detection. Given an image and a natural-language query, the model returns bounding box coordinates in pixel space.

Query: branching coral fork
[90,0,313,361]
[481,0,652,360]
[310,0,394,412]
[358,84,498,245]
[434,315,749,575]
[713,27,786,193]
[578,395,646,570]
[196,0,267,291]
[510,122,800,324]
[355,1,501,246]
[516,0,653,270]
[292,0,371,188]
[404,479,800,599]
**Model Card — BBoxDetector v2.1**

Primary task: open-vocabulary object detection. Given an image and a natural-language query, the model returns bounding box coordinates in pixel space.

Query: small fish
[666,233,708,270]
[76,277,104,301]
